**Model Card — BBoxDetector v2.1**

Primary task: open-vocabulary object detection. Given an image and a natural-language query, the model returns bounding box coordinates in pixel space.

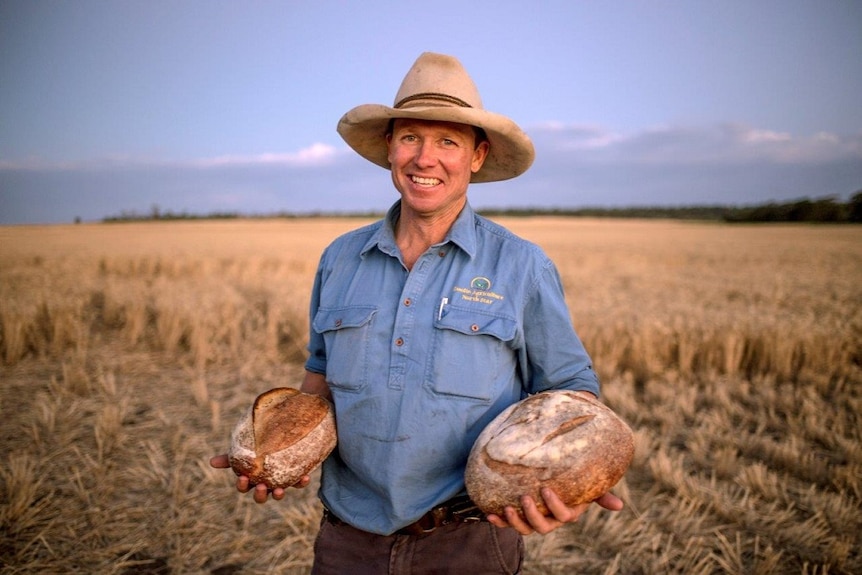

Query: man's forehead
[391,118,476,135]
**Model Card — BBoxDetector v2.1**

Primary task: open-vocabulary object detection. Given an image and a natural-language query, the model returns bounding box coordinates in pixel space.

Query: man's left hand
[486,488,623,535]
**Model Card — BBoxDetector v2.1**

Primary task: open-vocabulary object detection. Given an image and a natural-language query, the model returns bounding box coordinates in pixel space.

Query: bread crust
[228,387,337,489]
[465,390,633,516]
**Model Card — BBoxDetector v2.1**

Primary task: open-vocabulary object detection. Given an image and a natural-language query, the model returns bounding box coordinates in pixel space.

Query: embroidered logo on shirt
[454,277,504,305]
[470,277,491,290]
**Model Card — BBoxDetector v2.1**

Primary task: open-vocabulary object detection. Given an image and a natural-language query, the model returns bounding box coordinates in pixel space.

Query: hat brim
[337,104,535,183]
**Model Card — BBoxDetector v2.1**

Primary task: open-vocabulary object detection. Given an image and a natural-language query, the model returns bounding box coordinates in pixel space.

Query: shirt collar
[361,200,478,260]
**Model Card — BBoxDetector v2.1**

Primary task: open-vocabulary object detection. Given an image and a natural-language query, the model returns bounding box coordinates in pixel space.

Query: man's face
[387,119,489,219]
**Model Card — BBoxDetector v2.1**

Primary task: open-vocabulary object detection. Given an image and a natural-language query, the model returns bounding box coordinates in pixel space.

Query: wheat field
[1,217,860,574]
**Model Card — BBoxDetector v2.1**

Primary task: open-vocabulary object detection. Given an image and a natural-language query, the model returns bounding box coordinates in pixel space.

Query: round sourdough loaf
[465,390,634,517]
[228,387,337,489]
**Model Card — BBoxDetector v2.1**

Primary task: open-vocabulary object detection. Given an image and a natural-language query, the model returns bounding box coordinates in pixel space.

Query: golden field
[1,217,860,574]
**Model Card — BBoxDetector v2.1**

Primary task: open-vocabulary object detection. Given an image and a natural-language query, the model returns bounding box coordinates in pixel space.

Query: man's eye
[402,135,418,143]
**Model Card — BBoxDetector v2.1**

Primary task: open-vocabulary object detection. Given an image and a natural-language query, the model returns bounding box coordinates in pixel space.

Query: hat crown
[393,52,484,111]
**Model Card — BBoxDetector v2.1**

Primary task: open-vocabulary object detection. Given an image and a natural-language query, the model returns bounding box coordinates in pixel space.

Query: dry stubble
[1,218,860,574]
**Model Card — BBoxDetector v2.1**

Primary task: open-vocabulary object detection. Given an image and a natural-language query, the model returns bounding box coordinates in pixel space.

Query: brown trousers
[310,517,524,575]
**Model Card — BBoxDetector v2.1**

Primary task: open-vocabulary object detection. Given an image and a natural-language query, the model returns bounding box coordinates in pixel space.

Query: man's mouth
[411,176,441,186]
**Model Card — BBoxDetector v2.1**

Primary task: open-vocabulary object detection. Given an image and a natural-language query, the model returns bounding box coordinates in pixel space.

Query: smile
[411,176,441,186]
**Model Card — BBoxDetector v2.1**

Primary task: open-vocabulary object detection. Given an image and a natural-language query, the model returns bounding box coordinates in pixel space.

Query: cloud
[480,122,862,210]
[0,143,341,172]
[533,123,626,151]
[741,128,792,144]
[189,143,340,169]
[529,122,862,166]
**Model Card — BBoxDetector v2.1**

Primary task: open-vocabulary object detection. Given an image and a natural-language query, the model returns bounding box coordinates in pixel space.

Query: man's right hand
[209,453,311,504]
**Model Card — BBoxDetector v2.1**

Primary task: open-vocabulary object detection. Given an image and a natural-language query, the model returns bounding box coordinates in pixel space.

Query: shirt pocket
[426,306,518,402]
[312,305,378,392]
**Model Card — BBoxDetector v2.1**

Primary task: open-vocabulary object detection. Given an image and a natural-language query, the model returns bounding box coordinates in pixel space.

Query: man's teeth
[412,176,441,186]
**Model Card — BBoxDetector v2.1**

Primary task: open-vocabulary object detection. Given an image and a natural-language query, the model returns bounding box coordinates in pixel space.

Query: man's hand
[486,488,623,535]
[209,453,311,504]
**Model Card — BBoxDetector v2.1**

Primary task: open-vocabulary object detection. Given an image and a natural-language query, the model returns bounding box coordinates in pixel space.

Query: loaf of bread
[465,390,633,517]
[228,387,337,489]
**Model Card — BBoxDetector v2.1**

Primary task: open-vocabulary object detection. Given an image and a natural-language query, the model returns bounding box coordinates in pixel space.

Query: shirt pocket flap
[436,306,517,342]
[313,305,378,334]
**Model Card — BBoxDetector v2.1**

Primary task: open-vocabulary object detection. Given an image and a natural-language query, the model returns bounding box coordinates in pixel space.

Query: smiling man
[212,52,622,574]
[384,118,489,269]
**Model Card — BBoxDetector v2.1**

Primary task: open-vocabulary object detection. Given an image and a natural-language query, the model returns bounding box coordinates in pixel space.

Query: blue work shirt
[305,201,599,535]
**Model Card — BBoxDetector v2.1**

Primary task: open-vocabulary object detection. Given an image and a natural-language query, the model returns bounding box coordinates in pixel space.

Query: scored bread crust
[465,390,634,517]
[228,387,337,489]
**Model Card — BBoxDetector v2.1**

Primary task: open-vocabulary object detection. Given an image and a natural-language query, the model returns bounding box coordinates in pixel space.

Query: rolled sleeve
[521,262,600,397]
[304,262,328,375]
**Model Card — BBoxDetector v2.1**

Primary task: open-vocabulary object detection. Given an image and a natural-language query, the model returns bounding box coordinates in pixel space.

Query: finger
[271,487,286,501]
[292,475,311,489]
[209,454,230,468]
[594,492,624,511]
[236,475,252,493]
[541,488,589,524]
[253,483,270,504]
[503,505,536,536]
[540,488,575,523]
[485,513,510,529]
[521,495,561,535]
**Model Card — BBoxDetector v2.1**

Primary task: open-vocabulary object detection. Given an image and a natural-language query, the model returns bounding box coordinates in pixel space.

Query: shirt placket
[387,250,438,391]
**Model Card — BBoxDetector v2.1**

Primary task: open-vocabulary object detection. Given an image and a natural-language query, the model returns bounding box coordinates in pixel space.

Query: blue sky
[1,0,861,224]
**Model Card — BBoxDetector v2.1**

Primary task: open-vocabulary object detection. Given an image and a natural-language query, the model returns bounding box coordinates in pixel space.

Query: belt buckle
[397,496,485,536]
[401,504,449,536]
[448,497,484,523]
[400,513,439,536]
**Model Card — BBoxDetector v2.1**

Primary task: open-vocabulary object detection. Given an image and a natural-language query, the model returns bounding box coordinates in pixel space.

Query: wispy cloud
[0,143,340,171]
[530,122,862,166]
[188,143,339,169]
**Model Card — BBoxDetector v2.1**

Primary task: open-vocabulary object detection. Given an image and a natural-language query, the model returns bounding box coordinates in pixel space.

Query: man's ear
[471,140,490,173]
[386,132,394,164]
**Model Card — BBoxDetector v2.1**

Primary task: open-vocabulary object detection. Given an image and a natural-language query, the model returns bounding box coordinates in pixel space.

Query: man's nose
[414,141,437,167]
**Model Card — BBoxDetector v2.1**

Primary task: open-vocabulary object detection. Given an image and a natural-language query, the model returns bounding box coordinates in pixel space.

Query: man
[212,52,622,574]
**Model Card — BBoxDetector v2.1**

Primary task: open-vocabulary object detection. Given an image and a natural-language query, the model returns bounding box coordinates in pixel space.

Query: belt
[322,495,486,537]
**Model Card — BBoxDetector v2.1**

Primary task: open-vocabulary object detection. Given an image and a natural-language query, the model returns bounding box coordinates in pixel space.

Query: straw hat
[337,52,535,183]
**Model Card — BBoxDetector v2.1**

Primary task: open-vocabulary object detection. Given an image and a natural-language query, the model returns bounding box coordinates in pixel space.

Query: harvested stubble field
[1,217,860,575]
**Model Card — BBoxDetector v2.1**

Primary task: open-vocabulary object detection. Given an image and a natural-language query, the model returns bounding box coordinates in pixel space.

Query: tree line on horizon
[100,191,862,224]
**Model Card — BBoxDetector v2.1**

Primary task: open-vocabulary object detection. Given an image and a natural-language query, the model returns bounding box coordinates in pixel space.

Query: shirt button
[470,324,479,332]
[334,319,342,327]
[438,250,446,257]
[404,298,412,306]
[395,337,404,346]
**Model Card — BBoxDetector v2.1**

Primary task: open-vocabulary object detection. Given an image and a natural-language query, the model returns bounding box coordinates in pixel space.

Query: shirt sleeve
[520,261,600,397]
[304,257,327,375]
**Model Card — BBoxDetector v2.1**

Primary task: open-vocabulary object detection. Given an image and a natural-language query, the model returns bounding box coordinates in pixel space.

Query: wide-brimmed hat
[337,52,535,183]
